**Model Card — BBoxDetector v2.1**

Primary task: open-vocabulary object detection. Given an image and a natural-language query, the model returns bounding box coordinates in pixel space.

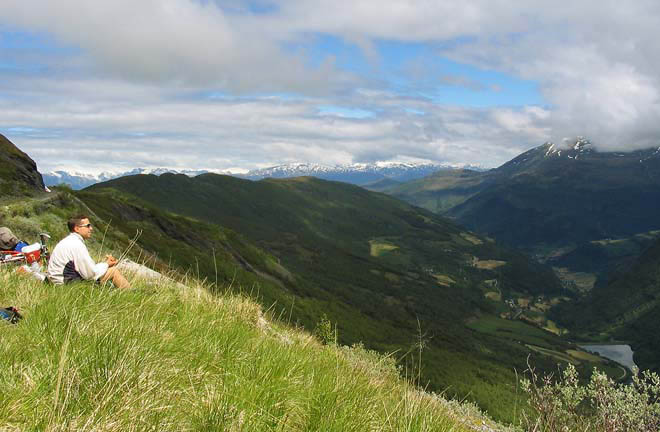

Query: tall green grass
[0,269,508,431]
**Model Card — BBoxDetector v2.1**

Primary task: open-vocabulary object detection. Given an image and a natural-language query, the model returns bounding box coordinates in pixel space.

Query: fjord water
[579,344,637,370]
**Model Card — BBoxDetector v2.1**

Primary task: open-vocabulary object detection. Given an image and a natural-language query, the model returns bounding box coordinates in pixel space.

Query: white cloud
[3,0,660,170]
[0,0,348,92]
[2,75,546,173]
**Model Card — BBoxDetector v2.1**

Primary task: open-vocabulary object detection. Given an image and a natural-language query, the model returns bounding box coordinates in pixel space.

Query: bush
[521,361,660,431]
[314,313,336,345]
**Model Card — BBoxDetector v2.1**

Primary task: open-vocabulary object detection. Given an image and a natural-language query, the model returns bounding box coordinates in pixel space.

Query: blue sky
[1,1,659,174]
[306,36,543,108]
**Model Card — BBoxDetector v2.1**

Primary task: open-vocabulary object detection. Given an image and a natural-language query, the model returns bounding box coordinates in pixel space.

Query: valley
[78,169,634,420]
[377,139,660,377]
[2,134,657,426]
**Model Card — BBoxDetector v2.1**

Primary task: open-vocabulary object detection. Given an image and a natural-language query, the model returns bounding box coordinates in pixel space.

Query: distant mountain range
[43,162,483,190]
[237,161,483,184]
[42,167,219,190]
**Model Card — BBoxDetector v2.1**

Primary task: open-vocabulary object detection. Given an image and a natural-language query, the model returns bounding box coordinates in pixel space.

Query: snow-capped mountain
[543,137,594,159]
[238,162,482,185]
[43,171,116,190]
[43,168,219,190]
[44,162,479,190]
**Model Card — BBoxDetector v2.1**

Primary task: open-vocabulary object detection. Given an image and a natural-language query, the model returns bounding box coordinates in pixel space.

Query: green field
[467,316,560,349]
[369,239,400,256]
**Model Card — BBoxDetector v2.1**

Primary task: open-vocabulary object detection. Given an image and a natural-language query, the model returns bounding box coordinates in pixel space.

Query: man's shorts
[63,261,100,284]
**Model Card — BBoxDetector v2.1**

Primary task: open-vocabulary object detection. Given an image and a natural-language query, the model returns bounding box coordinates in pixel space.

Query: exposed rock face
[0,134,45,197]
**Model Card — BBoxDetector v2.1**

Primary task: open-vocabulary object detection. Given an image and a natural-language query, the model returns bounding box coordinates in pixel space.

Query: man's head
[68,214,93,239]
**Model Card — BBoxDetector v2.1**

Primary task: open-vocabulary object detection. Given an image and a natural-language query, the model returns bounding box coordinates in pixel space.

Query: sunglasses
[77,223,92,228]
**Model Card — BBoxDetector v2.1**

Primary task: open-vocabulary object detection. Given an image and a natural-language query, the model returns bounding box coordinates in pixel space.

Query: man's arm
[73,243,109,280]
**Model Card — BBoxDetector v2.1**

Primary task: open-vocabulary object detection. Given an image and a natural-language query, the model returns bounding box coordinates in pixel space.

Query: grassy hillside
[1,260,512,431]
[1,188,629,429]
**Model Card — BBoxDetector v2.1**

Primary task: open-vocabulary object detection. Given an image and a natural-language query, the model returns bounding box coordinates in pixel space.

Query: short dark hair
[68,214,89,232]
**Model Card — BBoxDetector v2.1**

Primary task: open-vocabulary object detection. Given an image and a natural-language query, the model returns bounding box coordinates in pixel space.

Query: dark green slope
[84,172,567,421]
[388,141,660,250]
[0,134,45,197]
[74,189,289,299]
[449,144,660,248]
[87,173,562,305]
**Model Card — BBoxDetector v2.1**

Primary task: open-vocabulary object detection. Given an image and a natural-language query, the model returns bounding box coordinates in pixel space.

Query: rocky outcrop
[0,134,45,197]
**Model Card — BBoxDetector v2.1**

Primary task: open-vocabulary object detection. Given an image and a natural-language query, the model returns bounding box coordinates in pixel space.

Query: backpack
[0,227,19,250]
[0,306,22,324]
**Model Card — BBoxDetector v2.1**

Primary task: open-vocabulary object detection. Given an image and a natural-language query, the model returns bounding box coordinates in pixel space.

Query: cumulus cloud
[2,0,660,172]
[0,0,349,92]
[433,2,660,151]
[262,0,660,151]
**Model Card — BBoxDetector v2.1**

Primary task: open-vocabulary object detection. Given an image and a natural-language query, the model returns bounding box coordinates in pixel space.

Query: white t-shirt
[47,233,108,284]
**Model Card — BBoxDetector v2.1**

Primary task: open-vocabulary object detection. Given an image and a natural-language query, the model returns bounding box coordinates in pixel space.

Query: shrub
[521,361,660,431]
[314,313,336,345]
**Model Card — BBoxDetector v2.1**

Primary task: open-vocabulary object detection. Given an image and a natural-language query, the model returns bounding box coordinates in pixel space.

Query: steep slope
[0,254,506,430]
[0,134,45,197]
[0,186,290,310]
[83,173,569,420]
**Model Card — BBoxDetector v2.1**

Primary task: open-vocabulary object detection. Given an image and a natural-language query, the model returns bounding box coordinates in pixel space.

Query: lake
[578,344,637,370]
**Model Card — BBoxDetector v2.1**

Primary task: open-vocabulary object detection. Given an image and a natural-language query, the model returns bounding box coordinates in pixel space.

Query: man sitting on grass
[47,215,130,289]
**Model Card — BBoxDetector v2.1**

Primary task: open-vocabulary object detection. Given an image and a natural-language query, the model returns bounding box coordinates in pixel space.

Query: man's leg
[100,266,131,289]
